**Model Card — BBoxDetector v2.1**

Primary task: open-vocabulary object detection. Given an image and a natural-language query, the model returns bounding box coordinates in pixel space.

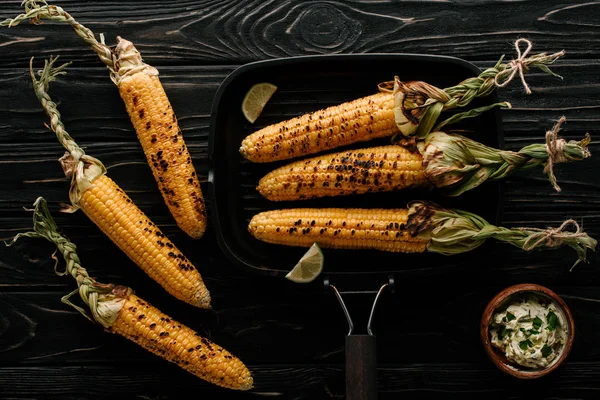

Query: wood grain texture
[0,66,229,144]
[2,363,600,399]
[1,61,597,143]
[0,0,598,67]
[1,0,599,398]
[3,284,600,366]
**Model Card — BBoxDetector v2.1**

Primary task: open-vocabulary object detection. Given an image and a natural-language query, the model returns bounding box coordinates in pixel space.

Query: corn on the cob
[30,57,211,308]
[237,40,564,163]
[78,174,210,307]
[112,293,252,390]
[8,198,253,391]
[114,37,206,239]
[240,92,397,162]
[248,202,597,267]
[249,207,428,252]
[257,123,591,201]
[2,1,207,239]
[257,145,428,201]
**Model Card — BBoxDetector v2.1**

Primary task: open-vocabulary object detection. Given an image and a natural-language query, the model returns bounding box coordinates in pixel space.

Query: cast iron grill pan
[208,54,504,277]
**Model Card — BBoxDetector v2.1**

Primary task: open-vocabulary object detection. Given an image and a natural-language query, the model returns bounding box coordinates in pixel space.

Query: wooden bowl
[480,283,575,379]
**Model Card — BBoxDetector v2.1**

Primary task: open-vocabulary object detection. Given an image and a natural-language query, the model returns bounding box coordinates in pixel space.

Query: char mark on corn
[79,175,211,308]
[116,38,206,239]
[248,208,428,252]
[28,55,211,309]
[111,293,253,391]
[240,92,397,163]
[257,145,427,201]
[16,198,250,391]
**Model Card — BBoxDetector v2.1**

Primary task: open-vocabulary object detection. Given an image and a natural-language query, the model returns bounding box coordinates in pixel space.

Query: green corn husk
[6,197,128,328]
[1,0,118,80]
[421,118,591,196]
[406,201,597,270]
[257,118,590,201]
[29,56,107,213]
[384,39,565,140]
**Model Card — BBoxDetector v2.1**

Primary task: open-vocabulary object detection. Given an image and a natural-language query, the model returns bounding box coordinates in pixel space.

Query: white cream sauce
[490,295,566,369]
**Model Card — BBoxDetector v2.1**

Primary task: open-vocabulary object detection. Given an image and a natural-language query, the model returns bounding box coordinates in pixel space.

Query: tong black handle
[345,334,377,400]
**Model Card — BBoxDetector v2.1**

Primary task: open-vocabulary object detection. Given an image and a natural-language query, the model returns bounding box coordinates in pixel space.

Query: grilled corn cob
[239,40,564,163]
[248,202,596,267]
[240,92,397,162]
[2,1,207,239]
[30,57,210,308]
[257,144,428,201]
[249,207,428,252]
[8,198,253,391]
[115,37,206,238]
[257,124,591,201]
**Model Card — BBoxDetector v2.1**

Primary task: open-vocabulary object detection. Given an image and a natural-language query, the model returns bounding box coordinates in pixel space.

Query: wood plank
[0,61,598,145]
[1,143,598,286]
[1,362,600,399]
[1,192,599,288]
[0,0,598,68]
[2,285,600,366]
[0,66,231,144]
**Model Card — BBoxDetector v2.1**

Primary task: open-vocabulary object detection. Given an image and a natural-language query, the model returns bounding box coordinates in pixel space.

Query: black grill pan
[207,53,504,278]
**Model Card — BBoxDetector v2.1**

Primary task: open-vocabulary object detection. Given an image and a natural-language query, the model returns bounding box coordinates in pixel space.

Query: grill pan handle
[326,277,393,400]
[346,334,377,400]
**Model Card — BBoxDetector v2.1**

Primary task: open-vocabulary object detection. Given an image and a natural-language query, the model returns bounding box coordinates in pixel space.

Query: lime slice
[241,82,278,123]
[285,243,324,283]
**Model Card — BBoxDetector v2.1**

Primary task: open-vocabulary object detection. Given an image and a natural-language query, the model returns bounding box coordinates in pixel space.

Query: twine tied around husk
[494,38,564,95]
[378,38,565,140]
[29,56,107,212]
[542,116,584,192]
[421,117,591,196]
[406,201,597,270]
[5,197,131,328]
[521,219,585,251]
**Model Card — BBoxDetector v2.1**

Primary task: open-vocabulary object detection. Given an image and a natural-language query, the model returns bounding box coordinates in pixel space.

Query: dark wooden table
[1,1,599,399]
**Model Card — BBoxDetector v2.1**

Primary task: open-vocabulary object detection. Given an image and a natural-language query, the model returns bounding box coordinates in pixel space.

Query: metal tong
[324,276,395,400]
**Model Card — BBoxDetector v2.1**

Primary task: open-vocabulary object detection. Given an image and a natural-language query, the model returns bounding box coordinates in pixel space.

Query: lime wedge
[285,243,324,283]
[241,82,277,123]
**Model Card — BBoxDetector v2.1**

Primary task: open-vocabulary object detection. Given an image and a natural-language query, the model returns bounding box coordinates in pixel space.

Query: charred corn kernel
[111,293,253,390]
[3,2,208,239]
[11,198,253,391]
[248,208,428,252]
[79,175,211,308]
[240,92,396,162]
[29,57,211,308]
[257,145,427,201]
[115,38,206,239]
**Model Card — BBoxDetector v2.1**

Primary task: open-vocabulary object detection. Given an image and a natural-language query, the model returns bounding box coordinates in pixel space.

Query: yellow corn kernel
[248,208,428,252]
[257,145,427,201]
[3,6,208,238]
[110,293,253,391]
[116,38,206,239]
[79,175,211,309]
[240,92,396,163]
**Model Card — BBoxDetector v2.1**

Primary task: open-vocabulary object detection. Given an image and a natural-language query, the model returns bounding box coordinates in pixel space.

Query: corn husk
[407,201,597,269]
[422,128,591,196]
[384,39,565,139]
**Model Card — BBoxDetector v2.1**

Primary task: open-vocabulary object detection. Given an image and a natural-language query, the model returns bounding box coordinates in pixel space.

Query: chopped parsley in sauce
[489,295,567,369]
